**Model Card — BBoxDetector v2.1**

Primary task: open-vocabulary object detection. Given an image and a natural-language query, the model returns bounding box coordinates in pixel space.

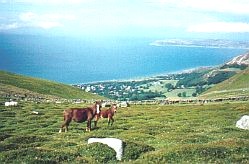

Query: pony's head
[111,104,117,113]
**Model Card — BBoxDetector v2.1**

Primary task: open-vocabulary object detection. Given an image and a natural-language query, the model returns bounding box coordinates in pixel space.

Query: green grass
[0,101,248,163]
[164,88,196,98]
[0,70,104,100]
[141,80,196,99]
[201,67,249,99]
[144,80,178,92]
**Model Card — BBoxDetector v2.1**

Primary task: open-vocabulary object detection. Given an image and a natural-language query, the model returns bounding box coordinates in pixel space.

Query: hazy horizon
[1,0,249,40]
[1,0,249,83]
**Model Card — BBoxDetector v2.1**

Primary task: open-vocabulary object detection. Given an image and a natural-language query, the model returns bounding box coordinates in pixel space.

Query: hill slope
[200,67,249,99]
[225,52,249,65]
[0,71,104,100]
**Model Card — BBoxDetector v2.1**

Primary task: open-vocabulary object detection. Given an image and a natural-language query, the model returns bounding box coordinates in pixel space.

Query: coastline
[75,65,214,85]
[149,43,249,50]
[150,39,249,50]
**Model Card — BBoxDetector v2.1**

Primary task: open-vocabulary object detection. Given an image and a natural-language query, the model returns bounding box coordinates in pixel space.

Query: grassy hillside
[200,67,249,99]
[0,101,248,163]
[0,71,104,100]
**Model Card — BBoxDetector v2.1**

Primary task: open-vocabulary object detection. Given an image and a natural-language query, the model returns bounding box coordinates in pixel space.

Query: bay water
[0,34,246,84]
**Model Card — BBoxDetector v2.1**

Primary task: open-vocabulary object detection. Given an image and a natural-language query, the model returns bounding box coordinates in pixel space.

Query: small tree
[182,92,187,97]
[192,92,197,97]
[165,83,174,91]
[196,86,205,94]
[177,93,182,97]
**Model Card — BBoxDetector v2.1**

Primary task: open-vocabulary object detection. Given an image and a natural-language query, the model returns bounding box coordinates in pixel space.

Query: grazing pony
[96,104,117,126]
[59,101,101,133]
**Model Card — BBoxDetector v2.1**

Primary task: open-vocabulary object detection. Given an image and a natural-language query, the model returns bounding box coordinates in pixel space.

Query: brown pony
[59,101,101,133]
[95,104,117,126]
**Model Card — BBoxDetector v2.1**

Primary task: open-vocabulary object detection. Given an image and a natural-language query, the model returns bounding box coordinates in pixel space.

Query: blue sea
[0,34,246,84]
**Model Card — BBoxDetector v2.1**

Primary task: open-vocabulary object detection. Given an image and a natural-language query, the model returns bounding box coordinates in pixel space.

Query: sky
[1,0,249,39]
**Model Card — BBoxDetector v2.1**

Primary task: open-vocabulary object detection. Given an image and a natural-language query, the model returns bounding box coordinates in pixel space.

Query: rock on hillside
[226,52,249,66]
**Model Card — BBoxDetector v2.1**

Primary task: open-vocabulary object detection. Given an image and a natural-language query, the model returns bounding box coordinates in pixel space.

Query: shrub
[0,135,48,153]
[177,93,182,97]
[4,135,47,145]
[138,145,237,163]
[0,133,11,141]
[165,83,174,91]
[122,141,155,160]
[220,64,248,70]
[78,143,116,163]
[0,148,77,163]
[176,72,208,87]
[207,71,236,84]
[197,147,231,159]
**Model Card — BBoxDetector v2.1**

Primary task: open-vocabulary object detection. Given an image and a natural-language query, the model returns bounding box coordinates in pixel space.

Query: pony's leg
[93,115,99,128]
[86,120,91,131]
[111,118,114,126]
[59,118,71,133]
[59,123,65,133]
[65,124,69,132]
[94,121,97,128]
[108,117,110,126]
[65,119,71,132]
[59,120,65,133]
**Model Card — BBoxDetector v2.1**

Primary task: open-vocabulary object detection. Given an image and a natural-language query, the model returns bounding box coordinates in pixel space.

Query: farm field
[163,88,196,99]
[142,80,196,99]
[0,101,249,163]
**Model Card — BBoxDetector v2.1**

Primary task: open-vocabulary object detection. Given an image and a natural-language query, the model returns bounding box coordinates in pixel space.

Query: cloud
[19,12,75,21]
[2,0,249,37]
[19,12,66,29]
[187,22,249,33]
[0,23,19,30]
[36,21,62,29]
[5,0,93,5]
[17,12,74,30]
[181,0,249,15]
[150,0,249,15]
[19,12,36,21]
[0,11,75,31]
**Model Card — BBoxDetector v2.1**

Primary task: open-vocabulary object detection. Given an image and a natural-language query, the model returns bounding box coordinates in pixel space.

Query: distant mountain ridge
[197,52,249,99]
[150,39,249,49]
[225,52,249,66]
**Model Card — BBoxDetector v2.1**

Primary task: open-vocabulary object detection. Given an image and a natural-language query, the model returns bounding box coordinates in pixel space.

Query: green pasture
[201,67,249,99]
[200,88,249,99]
[142,80,178,93]
[141,80,197,99]
[0,101,249,163]
[164,88,196,98]
[0,71,103,100]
